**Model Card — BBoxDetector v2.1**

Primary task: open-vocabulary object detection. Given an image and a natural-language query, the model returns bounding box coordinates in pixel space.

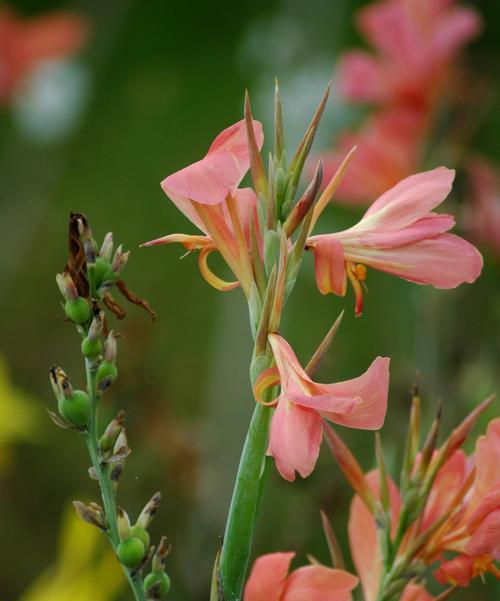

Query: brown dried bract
[116,278,157,321]
[65,212,89,298]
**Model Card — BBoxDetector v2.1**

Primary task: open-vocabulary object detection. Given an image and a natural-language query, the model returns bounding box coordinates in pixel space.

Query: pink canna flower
[0,7,88,104]
[321,109,424,205]
[307,166,483,315]
[243,552,358,601]
[427,418,500,586]
[464,159,500,258]
[143,119,264,296]
[336,0,481,112]
[254,333,390,481]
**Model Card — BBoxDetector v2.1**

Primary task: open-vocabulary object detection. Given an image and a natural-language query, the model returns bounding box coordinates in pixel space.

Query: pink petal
[309,236,347,296]
[336,51,387,103]
[343,233,483,288]
[433,8,481,63]
[348,471,401,601]
[359,167,455,231]
[320,357,390,430]
[268,334,316,391]
[141,233,210,250]
[434,554,474,587]
[422,450,468,532]
[338,213,455,248]
[467,508,500,561]
[473,418,500,499]
[401,584,434,601]
[160,120,263,230]
[267,399,323,481]
[283,566,358,601]
[244,552,294,601]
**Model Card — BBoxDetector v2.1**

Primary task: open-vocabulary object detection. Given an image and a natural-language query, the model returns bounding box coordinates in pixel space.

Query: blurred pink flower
[243,552,358,601]
[464,159,500,257]
[254,333,389,481]
[307,166,483,315]
[0,6,88,104]
[143,119,263,295]
[322,109,424,205]
[337,0,481,112]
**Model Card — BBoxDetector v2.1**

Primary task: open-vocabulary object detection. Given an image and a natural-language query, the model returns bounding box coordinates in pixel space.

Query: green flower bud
[143,571,171,598]
[129,525,150,550]
[116,537,146,568]
[96,361,118,391]
[64,298,91,324]
[81,337,103,358]
[94,257,116,288]
[58,390,90,428]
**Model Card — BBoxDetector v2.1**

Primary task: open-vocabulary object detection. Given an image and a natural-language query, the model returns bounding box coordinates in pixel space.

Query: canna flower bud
[99,232,114,262]
[136,492,162,530]
[97,332,118,391]
[99,410,125,453]
[76,213,97,264]
[81,312,104,357]
[73,500,106,530]
[56,272,78,301]
[152,537,171,573]
[112,244,130,275]
[117,506,131,540]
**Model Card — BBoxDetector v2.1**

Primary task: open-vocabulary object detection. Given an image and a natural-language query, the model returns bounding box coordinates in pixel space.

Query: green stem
[219,401,272,601]
[84,358,146,601]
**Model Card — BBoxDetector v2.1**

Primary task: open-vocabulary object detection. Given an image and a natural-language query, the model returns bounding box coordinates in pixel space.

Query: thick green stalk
[84,359,146,601]
[219,401,272,601]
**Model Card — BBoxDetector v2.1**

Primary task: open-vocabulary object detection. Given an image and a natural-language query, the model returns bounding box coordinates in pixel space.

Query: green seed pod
[94,257,116,288]
[116,537,146,568]
[96,361,118,390]
[58,390,90,428]
[143,571,171,598]
[64,298,91,324]
[129,525,150,551]
[81,337,103,358]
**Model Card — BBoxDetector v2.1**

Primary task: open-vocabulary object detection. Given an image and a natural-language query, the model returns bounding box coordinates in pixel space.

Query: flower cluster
[144,82,494,600]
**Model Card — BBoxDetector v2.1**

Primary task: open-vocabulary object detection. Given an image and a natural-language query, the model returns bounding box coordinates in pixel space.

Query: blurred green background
[0,0,499,600]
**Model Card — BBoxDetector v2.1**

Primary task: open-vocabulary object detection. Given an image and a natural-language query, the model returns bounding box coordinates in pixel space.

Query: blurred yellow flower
[19,505,124,601]
[0,355,42,469]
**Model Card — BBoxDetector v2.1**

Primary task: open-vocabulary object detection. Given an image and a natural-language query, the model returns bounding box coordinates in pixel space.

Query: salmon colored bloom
[243,552,358,601]
[336,0,481,112]
[254,333,389,481]
[322,110,424,205]
[0,7,88,104]
[307,167,483,315]
[465,159,500,257]
[143,119,263,296]
[348,419,500,595]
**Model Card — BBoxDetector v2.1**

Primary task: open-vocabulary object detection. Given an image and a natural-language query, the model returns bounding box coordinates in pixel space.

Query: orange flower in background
[0,6,88,104]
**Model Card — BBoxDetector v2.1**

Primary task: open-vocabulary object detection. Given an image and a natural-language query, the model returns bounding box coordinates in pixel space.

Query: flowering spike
[274,78,285,163]
[320,509,346,570]
[283,160,323,237]
[244,91,268,200]
[309,146,357,234]
[323,422,377,513]
[305,310,344,377]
